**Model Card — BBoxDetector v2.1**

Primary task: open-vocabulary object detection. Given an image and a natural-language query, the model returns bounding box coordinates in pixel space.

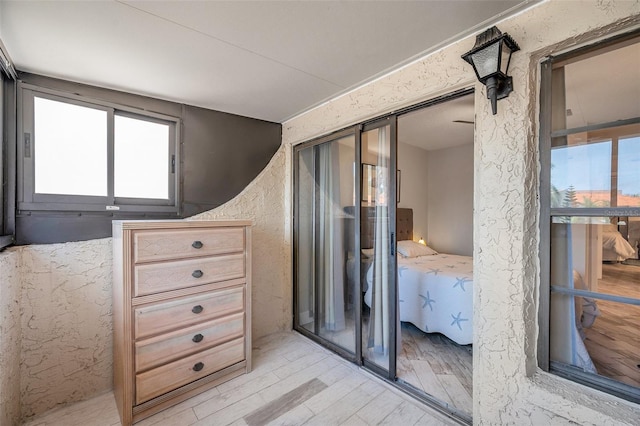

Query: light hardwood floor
[23,332,458,426]
[583,262,640,387]
[397,323,472,416]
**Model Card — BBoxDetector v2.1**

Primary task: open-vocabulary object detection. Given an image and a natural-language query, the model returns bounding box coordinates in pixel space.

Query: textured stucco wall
[4,1,640,424]
[190,144,290,340]
[19,238,113,419]
[10,144,287,422]
[0,249,22,426]
[283,0,640,424]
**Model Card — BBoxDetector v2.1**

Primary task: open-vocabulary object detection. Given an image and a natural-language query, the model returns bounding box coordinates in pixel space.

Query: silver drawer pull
[192,305,203,314]
[192,241,203,249]
[192,269,203,278]
[192,333,204,343]
[193,362,204,372]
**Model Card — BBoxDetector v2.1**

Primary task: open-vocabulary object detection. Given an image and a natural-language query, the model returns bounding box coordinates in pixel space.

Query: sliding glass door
[360,119,398,376]
[294,119,398,379]
[294,128,359,357]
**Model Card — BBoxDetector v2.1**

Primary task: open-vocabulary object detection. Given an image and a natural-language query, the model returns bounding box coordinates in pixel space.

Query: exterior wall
[283,1,640,424]
[10,145,288,422]
[3,0,639,424]
[20,239,113,419]
[190,144,290,340]
[0,248,22,426]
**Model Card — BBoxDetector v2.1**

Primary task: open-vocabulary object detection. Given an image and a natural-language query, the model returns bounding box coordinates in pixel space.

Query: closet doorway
[293,90,474,423]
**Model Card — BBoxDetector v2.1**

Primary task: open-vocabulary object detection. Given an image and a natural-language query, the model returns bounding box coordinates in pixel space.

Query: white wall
[397,142,430,243]
[283,1,640,423]
[427,143,473,256]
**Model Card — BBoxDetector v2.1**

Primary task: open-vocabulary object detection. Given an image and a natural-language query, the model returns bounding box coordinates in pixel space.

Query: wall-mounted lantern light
[461,26,520,115]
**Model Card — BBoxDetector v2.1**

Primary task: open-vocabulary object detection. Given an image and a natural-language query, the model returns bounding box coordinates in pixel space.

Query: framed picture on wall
[361,163,376,203]
[361,164,401,204]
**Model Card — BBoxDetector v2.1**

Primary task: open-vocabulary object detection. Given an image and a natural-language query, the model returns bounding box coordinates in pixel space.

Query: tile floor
[23,331,460,426]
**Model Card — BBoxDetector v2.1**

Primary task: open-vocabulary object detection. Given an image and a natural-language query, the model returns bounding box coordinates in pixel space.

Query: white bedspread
[602,231,636,260]
[364,254,473,345]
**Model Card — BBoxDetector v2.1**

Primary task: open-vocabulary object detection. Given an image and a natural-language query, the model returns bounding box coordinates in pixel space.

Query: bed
[602,223,636,261]
[362,208,474,345]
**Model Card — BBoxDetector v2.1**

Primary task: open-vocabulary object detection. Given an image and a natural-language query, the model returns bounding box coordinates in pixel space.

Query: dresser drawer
[134,227,245,264]
[134,253,245,296]
[135,287,244,339]
[135,337,245,405]
[135,312,244,372]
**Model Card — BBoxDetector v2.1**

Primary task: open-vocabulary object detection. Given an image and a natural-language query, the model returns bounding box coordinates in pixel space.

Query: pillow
[361,248,374,258]
[397,240,438,258]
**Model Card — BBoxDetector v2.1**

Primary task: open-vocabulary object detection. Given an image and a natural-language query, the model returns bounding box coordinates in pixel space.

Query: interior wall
[427,143,473,256]
[0,248,21,426]
[283,1,640,424]
[397,142,429,242]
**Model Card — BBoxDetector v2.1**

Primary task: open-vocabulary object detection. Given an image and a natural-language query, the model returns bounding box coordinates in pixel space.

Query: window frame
[0,43,17,250]
[18,83,180,215]
[538,31,640,404]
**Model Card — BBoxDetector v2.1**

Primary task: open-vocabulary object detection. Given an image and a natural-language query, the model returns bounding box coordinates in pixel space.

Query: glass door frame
[292,87,476,425]
[292,125,364,365]
[360,116,398,380]
[292,118,399,381]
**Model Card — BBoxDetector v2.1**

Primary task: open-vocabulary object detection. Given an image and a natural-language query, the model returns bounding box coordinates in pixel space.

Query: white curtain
[316,143,346,331]
[368,127,391,353]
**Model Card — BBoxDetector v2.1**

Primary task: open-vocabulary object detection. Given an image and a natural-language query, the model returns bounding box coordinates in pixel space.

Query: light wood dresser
[112,220,252,425]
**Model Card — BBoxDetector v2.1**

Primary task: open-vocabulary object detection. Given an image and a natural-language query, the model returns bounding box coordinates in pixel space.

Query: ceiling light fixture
[461,26,520,115]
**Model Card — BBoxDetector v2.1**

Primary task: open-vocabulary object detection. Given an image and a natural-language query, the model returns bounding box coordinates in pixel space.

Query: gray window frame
[0,40,17,250]
[538,31,640,404]
[18,84,180,215]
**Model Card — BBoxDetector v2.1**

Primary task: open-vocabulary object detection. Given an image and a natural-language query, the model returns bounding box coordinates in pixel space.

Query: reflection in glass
[296,148,315,334]
[551,140,611,208]
[618,136,640,207]
[362,125,393,372]
[295,136,356,353]
[551,124,640,208]
[555,41,640,130]
[550,217,640,387]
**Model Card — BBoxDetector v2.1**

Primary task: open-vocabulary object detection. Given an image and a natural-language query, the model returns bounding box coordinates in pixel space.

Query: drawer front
[134,227,245,263]
[135,337,245,405]
[135,287,244,339]
[135,312,244,372]
[134,253,245,297]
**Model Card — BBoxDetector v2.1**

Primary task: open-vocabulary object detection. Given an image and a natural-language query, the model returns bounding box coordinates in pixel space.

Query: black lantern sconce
[461,26,520,115]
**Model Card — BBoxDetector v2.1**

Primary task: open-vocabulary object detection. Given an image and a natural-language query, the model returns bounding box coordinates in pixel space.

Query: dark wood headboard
[345,207,413,249]
[396,208,413,242]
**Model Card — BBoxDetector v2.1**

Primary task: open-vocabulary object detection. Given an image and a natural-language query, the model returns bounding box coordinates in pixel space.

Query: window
[0,50,16,250]
[539,33,640,403]
[19,85,179,214]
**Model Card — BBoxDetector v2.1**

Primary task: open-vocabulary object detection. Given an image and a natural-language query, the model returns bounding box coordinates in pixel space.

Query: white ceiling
[0,0,533,124]
[398,92,474,151]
